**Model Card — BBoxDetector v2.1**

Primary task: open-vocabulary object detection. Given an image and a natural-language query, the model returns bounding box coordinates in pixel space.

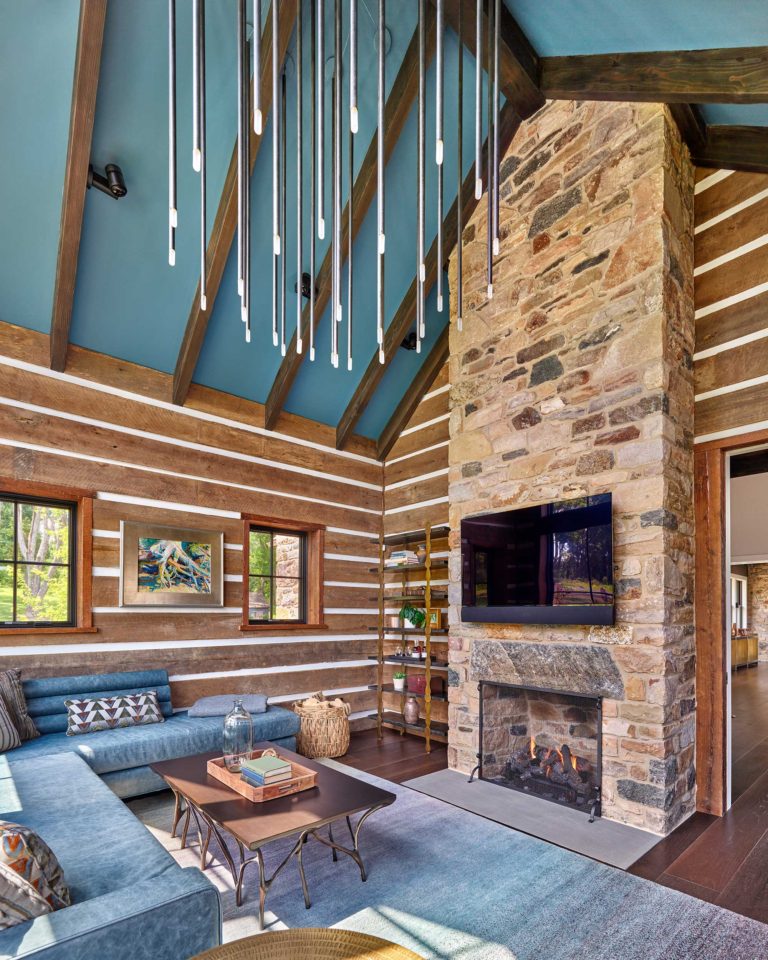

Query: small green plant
[393,671,406,680]
[399,604,426,629]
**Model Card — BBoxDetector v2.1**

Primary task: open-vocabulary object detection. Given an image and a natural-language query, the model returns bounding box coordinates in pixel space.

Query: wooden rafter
[263,15,434,431]
[691,125,768,174]
[376,325,449,460]
[172,1,298,407]
[49,0,107,373]
[669,104,707,155]
[336,102,521,451]
[540,46,768,103]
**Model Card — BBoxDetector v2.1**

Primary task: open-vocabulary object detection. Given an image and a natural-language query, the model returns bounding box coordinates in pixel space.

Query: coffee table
[151,743,395,929]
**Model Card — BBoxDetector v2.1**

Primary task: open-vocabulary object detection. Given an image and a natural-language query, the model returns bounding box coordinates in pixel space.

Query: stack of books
[385,549,419,568]
[240,754,292,787]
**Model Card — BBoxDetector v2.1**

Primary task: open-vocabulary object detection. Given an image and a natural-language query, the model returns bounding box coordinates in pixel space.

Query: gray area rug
[404,767,658,870]
[129,764,768,959]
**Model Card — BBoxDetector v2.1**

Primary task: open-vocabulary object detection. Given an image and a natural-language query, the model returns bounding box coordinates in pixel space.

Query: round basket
[192,927,422,959]
[294,691,351,759]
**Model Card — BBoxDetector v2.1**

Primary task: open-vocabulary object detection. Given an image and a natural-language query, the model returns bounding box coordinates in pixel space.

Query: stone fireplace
[446,99,696,835]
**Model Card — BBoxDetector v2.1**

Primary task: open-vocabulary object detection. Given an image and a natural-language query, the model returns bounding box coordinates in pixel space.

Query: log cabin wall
[694,168,768,440]
[0,321,382,721]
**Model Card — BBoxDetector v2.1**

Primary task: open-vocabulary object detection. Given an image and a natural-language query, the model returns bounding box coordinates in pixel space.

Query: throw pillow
[188,693,268,717]
[0,697,20,753]
[64,690,165,736]
[0,669,38,742]
[0,821,70,915]
[0,863,51,930]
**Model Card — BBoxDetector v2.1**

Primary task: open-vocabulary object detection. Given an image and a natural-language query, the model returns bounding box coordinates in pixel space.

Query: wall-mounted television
[461,494,614,626]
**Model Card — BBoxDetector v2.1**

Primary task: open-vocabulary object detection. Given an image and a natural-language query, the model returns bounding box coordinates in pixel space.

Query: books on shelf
[385,549,419,568]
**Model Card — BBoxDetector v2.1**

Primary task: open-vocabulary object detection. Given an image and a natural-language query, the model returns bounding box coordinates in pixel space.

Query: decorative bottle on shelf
[223,699,253,772]
[403,697,420,725]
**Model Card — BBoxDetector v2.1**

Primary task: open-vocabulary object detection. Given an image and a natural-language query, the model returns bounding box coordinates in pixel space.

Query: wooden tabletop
[151,742,396,851]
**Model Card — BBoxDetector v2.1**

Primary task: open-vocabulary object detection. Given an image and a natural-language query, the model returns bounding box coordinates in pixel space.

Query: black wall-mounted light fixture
[87,163,127,199]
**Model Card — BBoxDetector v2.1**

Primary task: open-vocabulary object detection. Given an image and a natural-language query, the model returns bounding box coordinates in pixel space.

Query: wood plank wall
[694,167,768,441]
[0,322,382,721]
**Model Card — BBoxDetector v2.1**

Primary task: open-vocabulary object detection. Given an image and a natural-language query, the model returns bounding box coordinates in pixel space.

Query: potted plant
[392,671,406,692]
[399,604,426,630]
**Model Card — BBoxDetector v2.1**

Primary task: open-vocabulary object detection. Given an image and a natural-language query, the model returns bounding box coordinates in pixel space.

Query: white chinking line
[385,438,448,466]
[398,412,450,437]
[694,169,733,195]
[695,185,768,235]
[384,466,449,491]
[2,637,376,657]
[91,606,385,615]
[92,568,374,590]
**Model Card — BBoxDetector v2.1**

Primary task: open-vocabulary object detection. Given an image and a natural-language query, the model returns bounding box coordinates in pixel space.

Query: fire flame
[529,736,536,760]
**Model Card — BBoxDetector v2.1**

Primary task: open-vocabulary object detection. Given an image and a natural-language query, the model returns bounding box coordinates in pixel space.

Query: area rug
[128,764,768,959]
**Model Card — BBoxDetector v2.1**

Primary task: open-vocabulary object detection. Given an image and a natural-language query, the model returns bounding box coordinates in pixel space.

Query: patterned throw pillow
[0,821,70,924]
[64,690,165,736]
[0,863,51,930]
[0,669,38,742]
[0,697,20,753]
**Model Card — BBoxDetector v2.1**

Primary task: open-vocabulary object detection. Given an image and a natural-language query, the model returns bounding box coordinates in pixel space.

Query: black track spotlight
[88,163,127,199]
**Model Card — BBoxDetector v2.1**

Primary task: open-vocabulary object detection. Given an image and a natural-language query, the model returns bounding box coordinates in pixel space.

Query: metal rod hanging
[417,0,425,341]
[317,0,325,240]
[281,70,287,356]
[492,0,500,257]
[436,0,444,313]
[244,36,252,341]
[237,0,245,303]
[486,0,493,300]
[253,0,262,134]
[199,0,207,311]
[309,0,317,361]
[272,0,279,345]
[334,0,342,335]
[347,70,354,371]
[350,0,358,134]
[168,0,177,267]
[192,0,201,172]
[296,0,303,354]
[457,0,463,331]
[474,0,481,199]
[331,72,339,368]
[376,0,385,363]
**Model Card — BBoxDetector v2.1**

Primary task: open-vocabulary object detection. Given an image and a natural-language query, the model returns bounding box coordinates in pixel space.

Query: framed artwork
[427,608,442,628]
[119,521,224,607]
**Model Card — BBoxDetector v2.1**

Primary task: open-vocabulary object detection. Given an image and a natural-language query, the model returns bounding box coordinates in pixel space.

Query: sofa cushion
[0,754,177,904]
[64,691,165,736]
[7,707,301,775]
[0,820,71,911]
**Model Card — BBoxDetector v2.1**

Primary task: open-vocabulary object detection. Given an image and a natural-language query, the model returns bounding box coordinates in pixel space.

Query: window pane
[0,564,12,621]
[249,531,272,576]
[16,564,70,623]
[274,578,302,621]
[16,503,71,565]
[0,502,13,562]
[274,534,302,577]
[248,576,272,621]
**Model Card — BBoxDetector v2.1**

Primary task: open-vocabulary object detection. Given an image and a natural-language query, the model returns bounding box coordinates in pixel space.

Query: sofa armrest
[0,867,221,960]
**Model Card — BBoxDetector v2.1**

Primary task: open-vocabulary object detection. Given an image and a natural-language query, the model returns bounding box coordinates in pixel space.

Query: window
[241,515,325,630]
[731,574,748,631]
[0,494,76,627]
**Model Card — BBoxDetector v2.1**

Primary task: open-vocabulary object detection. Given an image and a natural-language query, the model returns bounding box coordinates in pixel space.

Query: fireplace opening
[477,681,602,819]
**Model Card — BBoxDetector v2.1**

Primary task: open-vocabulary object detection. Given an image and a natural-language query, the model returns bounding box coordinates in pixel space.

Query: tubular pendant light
[168,0,177,267]
[417,0,425,340]
[492,0,500,258]
[486,0,493,301]
[474,0,481,200]
[296,0,303,354]
[350,0,358,134]
[281,70,287,356]
[199,0,207,311]
[334,0,342,330]
[347,68,354,371]
[436,0,444,312]
[331,72,339,367]
[271,0,279,346]
[376,0,385,363]
[456,1,463,331]
[253,0,262,134]
[309,0,317,361]
[237,0,245,303]
[244,36,252,342]
[192,0,201,172]
[317,0,325,240]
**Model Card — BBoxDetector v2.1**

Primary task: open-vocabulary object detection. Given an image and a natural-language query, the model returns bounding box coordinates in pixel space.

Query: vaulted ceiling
[1,0,767,458]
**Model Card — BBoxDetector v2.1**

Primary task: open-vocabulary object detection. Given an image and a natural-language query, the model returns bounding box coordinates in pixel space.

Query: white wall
[730,472,768,563]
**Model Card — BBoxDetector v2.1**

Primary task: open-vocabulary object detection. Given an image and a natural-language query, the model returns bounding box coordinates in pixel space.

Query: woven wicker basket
[192,927,422,959]
[294,691,351,759]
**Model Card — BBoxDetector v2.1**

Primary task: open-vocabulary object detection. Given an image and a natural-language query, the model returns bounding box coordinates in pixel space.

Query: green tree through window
[0,496,75,626]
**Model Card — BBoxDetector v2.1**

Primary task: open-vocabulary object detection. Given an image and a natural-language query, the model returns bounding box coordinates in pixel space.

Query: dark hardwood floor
[629,663,768,924]
[337,728,448,784]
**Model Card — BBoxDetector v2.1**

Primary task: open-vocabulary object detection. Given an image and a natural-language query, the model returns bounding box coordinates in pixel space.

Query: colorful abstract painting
[137,538,212,594]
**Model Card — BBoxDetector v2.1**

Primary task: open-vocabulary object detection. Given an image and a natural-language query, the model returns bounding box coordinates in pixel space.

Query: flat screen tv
[461,493,614,625]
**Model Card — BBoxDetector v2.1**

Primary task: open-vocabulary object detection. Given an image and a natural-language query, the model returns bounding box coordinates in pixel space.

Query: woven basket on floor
[192,928,422,959]
[294,691,351,759]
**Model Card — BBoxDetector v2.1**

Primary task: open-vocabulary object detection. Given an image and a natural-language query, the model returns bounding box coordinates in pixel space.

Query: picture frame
[119,521,224,607]
[427,608,442,628]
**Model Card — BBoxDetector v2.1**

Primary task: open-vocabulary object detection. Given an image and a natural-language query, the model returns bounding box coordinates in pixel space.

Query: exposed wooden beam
[540,46,768,103]
[263,17,433,431]
[669,103,707,155]
[49,0,107,373]
[376,325,449,460]
[172,1,298,407]
[336,102,521,450]
[438,0,544,120]
[691,125,768,175]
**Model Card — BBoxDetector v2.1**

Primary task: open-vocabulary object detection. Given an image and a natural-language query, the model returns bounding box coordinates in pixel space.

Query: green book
[241,755,291,776]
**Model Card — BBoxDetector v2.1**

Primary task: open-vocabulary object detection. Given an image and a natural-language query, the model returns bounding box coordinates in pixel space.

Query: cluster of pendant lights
[167,0,502,369]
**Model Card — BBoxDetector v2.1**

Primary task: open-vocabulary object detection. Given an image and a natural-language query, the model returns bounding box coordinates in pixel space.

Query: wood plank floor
[337,728,448,784]
[629,664,768,924]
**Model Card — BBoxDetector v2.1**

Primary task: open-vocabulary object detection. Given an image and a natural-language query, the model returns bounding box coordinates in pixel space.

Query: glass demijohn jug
[223,699,253,772]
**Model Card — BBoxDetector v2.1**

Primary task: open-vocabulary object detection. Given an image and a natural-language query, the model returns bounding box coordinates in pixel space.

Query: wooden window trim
[0,478,97,635]
[240,513,327,632]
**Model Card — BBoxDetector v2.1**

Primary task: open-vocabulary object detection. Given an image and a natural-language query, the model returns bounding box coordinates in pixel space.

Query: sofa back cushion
[23,670,173,735]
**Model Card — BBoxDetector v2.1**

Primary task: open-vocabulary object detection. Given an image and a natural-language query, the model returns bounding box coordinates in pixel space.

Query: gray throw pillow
[0,697,20,753]
[188,694,267,717]
[0,669,38,741]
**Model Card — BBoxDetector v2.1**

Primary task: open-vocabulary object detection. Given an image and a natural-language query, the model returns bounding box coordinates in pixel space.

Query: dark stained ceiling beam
[669,103,707,155]
[376,324,449,460]
[540,46,768,103]
[263,15,432,431]
[336,101,521,451]
[172,1,298,407]
[690,125,768,174]
[49,0,107,373]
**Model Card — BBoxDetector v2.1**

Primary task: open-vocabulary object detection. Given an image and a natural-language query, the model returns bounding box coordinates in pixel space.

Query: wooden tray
[207,750,318,803]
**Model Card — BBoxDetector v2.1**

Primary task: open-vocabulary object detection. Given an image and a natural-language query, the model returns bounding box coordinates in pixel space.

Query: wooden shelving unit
[369,522,449,753]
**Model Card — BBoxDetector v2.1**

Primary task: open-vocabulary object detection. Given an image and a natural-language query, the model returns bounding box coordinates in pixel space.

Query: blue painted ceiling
[0,0,766,443]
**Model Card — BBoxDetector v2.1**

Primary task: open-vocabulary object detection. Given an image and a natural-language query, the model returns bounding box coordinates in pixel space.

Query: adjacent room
[1,2,768,958]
